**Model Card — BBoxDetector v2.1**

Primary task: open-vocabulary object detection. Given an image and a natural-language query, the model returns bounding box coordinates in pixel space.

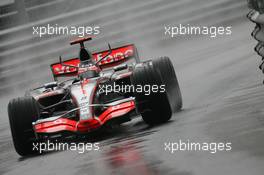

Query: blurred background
[1,0,264,175]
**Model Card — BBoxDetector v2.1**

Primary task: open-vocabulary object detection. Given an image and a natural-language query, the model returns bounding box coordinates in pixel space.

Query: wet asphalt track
[1,0,264,175]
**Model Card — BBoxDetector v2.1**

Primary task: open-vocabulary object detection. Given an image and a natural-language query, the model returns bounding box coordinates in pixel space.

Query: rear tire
[153,57,182,111]
[8,96,40,156]
[131,60,171,125]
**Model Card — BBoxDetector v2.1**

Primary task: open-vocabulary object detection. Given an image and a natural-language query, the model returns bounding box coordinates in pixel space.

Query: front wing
[34,101,135,134]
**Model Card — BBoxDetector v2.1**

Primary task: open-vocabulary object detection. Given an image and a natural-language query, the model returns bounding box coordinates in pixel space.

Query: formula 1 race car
[8,37,182,156]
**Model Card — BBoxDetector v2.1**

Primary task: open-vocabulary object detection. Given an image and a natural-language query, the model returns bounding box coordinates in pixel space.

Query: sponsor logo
[52,45,134,75]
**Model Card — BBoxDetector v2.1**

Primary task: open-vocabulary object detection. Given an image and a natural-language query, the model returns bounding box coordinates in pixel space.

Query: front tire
[8,96,40,156]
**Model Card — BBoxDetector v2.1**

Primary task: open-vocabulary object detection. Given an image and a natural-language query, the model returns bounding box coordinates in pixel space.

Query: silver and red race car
[8,37,182,156]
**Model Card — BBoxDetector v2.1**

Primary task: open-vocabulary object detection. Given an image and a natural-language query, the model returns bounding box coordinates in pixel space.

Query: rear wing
[50,44,139,80]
